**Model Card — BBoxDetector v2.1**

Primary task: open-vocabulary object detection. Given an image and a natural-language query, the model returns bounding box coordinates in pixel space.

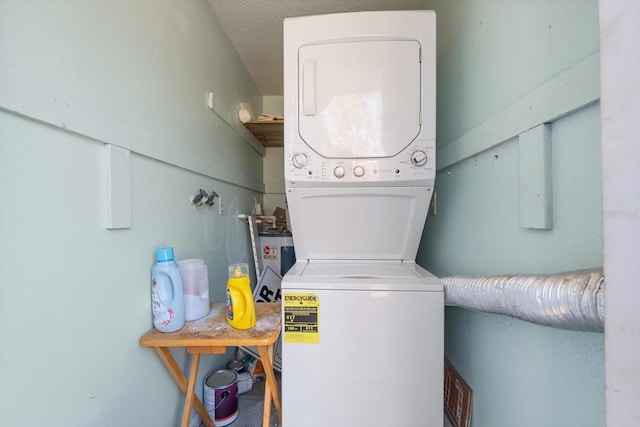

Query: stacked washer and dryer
[281,11,443,426]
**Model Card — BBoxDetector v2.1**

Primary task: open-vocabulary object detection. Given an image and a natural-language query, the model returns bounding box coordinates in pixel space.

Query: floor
[229,374,455,427]
[232,375,281,427]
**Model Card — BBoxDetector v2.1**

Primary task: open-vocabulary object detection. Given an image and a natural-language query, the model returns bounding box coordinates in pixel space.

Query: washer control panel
[286,140,435,184]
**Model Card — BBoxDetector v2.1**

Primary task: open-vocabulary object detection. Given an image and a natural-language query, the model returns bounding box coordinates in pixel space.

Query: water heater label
[262,245,278,260]
[284,293,319,344]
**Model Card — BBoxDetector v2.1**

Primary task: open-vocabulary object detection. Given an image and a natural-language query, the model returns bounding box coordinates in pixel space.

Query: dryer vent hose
[442,269,604,332]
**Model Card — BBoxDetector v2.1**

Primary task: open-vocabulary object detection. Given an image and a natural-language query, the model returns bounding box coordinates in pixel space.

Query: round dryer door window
[298,40,422,159]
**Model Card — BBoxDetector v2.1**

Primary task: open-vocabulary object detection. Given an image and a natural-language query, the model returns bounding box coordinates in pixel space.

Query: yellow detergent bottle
[226,263,256,329]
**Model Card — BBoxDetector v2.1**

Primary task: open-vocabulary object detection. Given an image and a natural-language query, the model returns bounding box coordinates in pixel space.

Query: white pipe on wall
[442,269,604,332]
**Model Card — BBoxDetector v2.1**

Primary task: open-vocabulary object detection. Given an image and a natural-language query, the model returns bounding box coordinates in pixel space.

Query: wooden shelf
[244,119,284,147]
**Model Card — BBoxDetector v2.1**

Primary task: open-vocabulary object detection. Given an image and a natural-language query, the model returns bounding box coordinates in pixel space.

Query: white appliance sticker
[284,293,320,344]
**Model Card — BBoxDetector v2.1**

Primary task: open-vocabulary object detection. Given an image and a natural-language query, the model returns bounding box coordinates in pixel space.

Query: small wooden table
[140,302,282,427]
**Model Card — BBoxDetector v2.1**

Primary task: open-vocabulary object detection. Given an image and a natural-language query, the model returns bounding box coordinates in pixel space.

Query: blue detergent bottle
[151,247,185,332]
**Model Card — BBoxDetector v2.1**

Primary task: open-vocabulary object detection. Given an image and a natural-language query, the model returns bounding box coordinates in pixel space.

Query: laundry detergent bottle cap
[156,247,175,263]
[226,263,256,329]
[151,247,185,332]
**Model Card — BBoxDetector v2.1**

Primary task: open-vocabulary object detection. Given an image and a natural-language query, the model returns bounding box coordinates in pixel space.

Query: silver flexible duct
[441,269,605,332]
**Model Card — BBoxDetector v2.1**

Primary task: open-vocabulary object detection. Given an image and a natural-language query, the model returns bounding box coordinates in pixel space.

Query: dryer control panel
[285,140,435,186]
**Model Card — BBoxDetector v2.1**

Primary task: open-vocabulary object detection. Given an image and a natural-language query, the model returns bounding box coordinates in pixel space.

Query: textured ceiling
[208,0,425,95]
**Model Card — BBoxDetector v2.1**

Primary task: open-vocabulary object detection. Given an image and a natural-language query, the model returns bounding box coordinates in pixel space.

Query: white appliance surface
[298,40,421,159]
[285,186,431,261]
[287,260,443,291]
[282,11,442,427]
[283,10,437,261]
[284,10,436,190]
[282,262,444,427]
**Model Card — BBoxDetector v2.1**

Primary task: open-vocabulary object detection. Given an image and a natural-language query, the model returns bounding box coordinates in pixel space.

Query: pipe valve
[191,189,208,206]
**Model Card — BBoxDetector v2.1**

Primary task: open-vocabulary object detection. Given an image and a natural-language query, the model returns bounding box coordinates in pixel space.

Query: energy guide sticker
[284,293,319,344]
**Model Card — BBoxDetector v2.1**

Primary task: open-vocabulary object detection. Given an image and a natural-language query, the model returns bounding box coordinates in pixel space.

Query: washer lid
[282,260,443,292]
[298,40,421,158]
[300,261,419,279]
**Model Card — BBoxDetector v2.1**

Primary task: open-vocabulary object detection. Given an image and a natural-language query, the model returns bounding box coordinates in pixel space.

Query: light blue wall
[0,1,263,426]
[418,1,604,426]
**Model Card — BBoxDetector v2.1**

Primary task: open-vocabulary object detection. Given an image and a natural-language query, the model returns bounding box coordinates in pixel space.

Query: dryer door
[298,40,421,158]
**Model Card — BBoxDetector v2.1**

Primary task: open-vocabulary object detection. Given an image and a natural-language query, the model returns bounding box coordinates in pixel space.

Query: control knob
[291,152,308,169]
[353,165,365,177]
[334,166,345,178]
[410,150,428,167]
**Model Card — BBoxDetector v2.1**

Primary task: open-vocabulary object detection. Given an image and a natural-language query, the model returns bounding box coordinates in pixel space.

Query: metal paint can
[204,369,239,426]
[237,371,253,395]
[227,359,245,373]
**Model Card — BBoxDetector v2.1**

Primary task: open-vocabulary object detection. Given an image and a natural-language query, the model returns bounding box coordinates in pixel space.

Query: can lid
[156,247,174,262]
[205,369,238,389]
[227,360,244,372]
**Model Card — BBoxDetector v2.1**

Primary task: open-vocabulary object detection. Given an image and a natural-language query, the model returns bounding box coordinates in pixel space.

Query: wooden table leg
[153,347,215,427]
[181,352,201,427]
[257,344,282,427]
[261,345,272,427]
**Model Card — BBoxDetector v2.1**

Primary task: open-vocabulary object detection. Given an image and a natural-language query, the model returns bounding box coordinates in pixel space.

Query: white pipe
[442,269,604,332]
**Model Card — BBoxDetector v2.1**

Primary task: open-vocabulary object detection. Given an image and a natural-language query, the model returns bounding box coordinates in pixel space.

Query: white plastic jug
[177,258,210,321]
[151,247,185,332]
